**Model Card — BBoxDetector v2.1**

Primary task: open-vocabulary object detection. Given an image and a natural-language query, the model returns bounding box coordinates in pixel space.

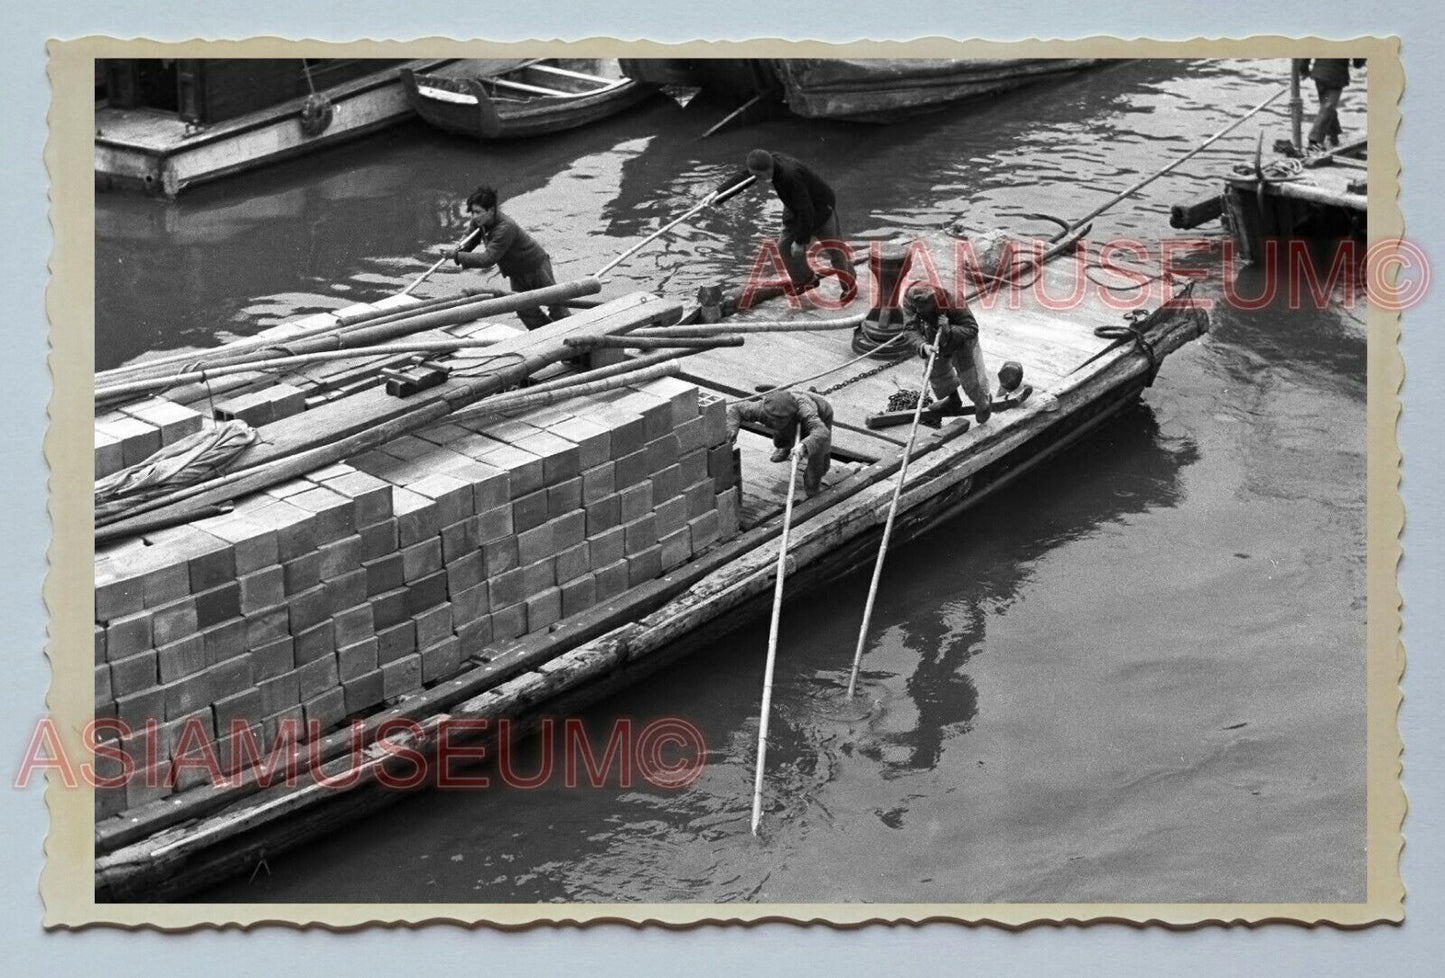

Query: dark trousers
[774,399,834,493]
[1309,81,1344,147]
[510,258,570,330]
[779,211,851,289]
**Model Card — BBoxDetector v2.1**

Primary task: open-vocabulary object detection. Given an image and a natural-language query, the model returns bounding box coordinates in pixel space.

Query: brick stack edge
[92,378,742,818]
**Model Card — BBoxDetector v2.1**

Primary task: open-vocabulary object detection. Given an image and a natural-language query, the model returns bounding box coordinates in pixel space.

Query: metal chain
[813,353,912,396]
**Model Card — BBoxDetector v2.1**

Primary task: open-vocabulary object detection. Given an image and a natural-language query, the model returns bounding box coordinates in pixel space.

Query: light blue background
[4,3,1441,974]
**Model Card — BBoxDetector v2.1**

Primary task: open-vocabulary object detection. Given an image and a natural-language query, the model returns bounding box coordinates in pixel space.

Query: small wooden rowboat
[400,59,658,140]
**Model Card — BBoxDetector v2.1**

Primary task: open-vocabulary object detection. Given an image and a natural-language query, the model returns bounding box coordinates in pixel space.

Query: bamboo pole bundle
[95,294,680,537]
[455,359,685,422]
[94,339,505,402]
[449,350,687,424]
[99,277,602,384]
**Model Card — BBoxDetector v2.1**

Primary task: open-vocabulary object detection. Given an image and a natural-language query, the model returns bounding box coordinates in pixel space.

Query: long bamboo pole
[456,359,684,420]
[100,234,498,385]
[97,341,684,539]
[98,277,591,387]
[94,339,505,401]
[109,279,603,385]
[700,94,762,139]
[1057,83,1289,240]
[400,227,482,296]
[845,343,941,698]
[449,351,691,424]
[594,176,756,279]
[750,428,803,836]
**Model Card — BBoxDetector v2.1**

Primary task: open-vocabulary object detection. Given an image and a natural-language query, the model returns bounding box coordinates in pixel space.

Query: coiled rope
[1092,310,1161,387]
[1232,156,1305,184]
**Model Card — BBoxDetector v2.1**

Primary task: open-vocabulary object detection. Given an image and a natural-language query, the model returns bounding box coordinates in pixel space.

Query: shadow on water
[195,399,1200,904]
[1207,245,1367,400]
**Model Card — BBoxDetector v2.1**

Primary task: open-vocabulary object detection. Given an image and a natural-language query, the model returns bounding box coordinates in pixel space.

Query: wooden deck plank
[674,230,1181,412]
[734,429,869,530]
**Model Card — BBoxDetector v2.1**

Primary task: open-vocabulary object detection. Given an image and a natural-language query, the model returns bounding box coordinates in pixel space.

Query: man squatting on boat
[716,148,852,293]
[902,282,993,424]
[726,389,836,497]
[448,184,571,329]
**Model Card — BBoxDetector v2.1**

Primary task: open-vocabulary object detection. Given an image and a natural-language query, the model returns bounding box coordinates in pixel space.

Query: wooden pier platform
[94,58,478,196]
[1220,145,1368,263]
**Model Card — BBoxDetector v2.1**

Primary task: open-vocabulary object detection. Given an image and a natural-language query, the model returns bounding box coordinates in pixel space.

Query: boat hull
[402,61,658,141]
[772,58,1110,122]
[619,57,1108,122]
[94,59,461,196]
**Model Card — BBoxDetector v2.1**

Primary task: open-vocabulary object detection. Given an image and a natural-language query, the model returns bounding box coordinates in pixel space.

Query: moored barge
[91,229,1208,900]
[94,57,486,196]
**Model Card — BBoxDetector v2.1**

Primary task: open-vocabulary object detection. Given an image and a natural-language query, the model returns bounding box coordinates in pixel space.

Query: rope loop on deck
[1094,309,1160,387]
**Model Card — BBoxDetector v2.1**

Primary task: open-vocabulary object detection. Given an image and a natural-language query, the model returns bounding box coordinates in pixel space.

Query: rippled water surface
[97,58,1367,904]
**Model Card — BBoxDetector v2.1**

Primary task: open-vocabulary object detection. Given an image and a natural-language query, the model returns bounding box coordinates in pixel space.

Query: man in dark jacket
[719,149,851,292]
[449,185,569,330]
[726,388,834,495]
[901,283,992,424]
[1295,58,1366,152]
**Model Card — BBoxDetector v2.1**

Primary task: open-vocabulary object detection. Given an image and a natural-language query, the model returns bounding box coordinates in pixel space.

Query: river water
[97,58,1368,904]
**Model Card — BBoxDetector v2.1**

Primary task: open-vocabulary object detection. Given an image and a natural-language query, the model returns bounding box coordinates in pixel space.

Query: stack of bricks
[95,396,207,480]
[92,376,741,820]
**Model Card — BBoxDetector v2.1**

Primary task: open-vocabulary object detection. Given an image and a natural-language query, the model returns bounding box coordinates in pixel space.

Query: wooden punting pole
[1059,82,1289,240]
[845,343,941,698]
[751,429,803,836]
[401,226,482,296]
[700,94,762,139]
[593,176,756,279]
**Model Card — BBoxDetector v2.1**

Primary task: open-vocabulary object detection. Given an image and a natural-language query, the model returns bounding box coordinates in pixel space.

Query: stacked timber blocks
[91,377,738,820]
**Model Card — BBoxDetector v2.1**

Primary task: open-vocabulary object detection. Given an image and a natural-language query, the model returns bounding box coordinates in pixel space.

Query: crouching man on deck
[726,388,835,496]
[901,283,992,424]
[448,184,570,330]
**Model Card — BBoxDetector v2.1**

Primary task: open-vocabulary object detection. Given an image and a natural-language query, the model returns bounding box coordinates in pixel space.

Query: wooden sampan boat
[400,58,658,140]
[90,227,1209,902]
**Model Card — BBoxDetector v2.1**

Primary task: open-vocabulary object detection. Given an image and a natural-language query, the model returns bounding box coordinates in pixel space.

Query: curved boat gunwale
[402,60,657,140]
